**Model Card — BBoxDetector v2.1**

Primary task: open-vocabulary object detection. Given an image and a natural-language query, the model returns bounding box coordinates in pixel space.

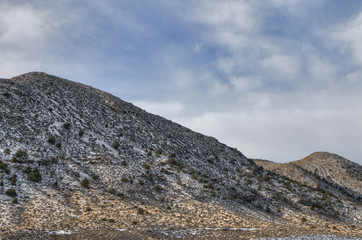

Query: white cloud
[335,11,362,65]
[0,3,50,46]
[261,54,301,79]
[230,76,262,92]
[180,107,362,163]
[189,0,259,51]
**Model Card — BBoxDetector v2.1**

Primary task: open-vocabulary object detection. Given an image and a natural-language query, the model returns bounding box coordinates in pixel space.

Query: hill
[0,72,361,239]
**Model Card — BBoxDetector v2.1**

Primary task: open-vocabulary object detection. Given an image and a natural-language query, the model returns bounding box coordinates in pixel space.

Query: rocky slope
[294,152,362,194]
[254,152,361,196]
[0,72,361,239]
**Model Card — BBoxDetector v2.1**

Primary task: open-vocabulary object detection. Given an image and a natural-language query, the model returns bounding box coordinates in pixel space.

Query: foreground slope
[0,72,361,238]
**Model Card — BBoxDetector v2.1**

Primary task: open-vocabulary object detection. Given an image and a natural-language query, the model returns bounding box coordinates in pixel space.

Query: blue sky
[1,0,362,164]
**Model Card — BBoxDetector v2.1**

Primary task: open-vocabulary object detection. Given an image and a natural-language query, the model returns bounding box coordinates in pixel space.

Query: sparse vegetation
[15,149,27,158]
[3,148,10,155]
[5,188,17,197]
[63,122,71,129]
[137,208,145,215]
[80,178,90,188]
[10,175,17,185]
[112,141,120,150]
[27,168,42,182]
[48,135,56,144]
[78,129,85,137]
[107,188,116,194]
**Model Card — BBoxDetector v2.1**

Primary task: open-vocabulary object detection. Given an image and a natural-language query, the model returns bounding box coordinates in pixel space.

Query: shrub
[24,166,31,174]
[80,178,90,188]
[56,142,62,148]
[147,151,152,156]
[63,122,71,130]
[0,162,10,174]
[12,198,18,204]
[27,168,42,182]
[3,92,10,97]
[10,175,17,185]
[15,149,28,158]
[137,208,145,215]
[107,188,116,194]
[155,149,161,156]
[121,160,127,166]
[11,157,17,163]
[154,185,162,193]
[121,177,128,183]
[146,173,153,182]
[48,135,56,144]
[112,141,120,150]
[5,188,17,197]
[301,217,307,223]
[78,129,85,137]
[142,163,150,170]
[3,148,10,155]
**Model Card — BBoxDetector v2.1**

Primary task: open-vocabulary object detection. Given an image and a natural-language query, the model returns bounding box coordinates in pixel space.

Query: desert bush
[146,173,154,182]
[56,142,62,148]
[80,178,90,188]
[15,149,27,158]
[27,168,42,182]
[142,163,150,170]
[11,156,17,163]
[63,122,71,129]
[137,208,145,215]
[5,188,17,197]
[0,162,10,174]
[112,141,120,150]
[301,217,307,223]
[10,174,17,185]
[48,135,56,144]
[3,148,10,155]
[78,129,85,137]
[12,198,18,204]
[24,166,31,174]
[107,188,116,194]
[154,185,162,193]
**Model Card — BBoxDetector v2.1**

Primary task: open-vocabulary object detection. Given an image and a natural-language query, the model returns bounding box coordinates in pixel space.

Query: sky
[1,0,362,164]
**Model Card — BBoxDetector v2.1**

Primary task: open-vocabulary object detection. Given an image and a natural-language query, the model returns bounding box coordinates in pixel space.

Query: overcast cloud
[1,0,362,164]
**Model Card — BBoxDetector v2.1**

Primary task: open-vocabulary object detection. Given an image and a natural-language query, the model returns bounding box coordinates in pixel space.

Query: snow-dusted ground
[264,235,360,240]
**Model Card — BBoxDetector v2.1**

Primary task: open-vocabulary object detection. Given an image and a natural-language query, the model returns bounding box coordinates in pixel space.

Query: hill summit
[0,72,361,239]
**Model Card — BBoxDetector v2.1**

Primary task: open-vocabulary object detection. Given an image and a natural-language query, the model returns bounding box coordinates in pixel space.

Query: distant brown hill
[254,152,362,194]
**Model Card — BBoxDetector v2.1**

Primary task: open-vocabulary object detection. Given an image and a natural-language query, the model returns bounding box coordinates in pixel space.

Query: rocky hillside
[0,72,361,239]
[254,152,361,195]
[294,152,362,194]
